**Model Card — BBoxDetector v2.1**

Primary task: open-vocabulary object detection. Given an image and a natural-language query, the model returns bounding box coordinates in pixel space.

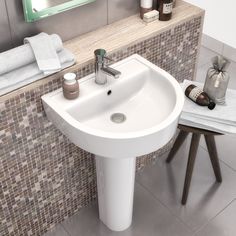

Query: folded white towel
[24,32,61,75]
[180,114,236,135]
[0,48,75,96]
[0,34,62,75]
[181,112,236,126]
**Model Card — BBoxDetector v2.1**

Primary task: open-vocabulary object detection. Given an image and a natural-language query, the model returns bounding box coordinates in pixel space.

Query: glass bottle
[185,84,216,110]
[157,0,173,21]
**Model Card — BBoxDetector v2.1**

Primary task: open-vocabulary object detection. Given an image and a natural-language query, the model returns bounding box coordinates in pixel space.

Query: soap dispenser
[62,73,79,100]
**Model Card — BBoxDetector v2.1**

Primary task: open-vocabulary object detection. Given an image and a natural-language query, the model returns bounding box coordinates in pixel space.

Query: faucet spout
[94,49,121,85]
[101,66,121,79]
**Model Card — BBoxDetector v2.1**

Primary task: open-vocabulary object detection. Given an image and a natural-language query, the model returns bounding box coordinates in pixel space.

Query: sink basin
[42,54,184,158]
[42,54,184,231]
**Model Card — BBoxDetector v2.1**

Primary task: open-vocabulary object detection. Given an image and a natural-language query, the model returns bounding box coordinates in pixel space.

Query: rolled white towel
[0,48,75,96]
[0,34,63,75]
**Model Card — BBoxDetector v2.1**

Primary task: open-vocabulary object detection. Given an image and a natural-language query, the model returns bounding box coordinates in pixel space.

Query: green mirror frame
[22,0,95,22]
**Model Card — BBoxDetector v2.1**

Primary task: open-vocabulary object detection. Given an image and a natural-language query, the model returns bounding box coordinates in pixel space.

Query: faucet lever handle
[94,49,114,63]
[103,56,113,62]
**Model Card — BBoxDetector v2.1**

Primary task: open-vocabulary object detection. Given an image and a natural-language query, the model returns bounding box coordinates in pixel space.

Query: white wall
[185,0,236,49]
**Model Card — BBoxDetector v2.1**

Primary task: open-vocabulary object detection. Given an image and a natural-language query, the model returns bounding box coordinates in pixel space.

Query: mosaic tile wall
[0,16,202,236]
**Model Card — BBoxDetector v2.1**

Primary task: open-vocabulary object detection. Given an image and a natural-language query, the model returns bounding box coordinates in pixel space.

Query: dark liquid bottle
[185,84,216,110]
[157,0,173,21]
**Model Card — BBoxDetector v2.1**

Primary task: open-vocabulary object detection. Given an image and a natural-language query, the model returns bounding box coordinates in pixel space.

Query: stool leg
[204,135,222,183]
[181,133,201,205]
[166,130,189,163]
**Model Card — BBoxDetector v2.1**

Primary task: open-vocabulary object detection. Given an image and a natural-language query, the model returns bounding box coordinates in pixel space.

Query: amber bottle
[185,84,216,110]
[157,0,173,21]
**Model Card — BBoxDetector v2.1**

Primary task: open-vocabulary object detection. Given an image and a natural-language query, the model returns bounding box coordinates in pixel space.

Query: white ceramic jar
[62,73,79,100]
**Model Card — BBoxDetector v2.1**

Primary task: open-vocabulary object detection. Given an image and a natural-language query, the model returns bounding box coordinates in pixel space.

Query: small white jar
[62,73,79,100]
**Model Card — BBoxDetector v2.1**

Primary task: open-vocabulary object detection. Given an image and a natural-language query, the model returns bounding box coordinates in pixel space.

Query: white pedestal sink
[96,156,136,231]
[42,54,184,231]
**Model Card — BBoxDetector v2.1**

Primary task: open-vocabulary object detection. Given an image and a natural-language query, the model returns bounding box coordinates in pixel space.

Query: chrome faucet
[94,49,121,85]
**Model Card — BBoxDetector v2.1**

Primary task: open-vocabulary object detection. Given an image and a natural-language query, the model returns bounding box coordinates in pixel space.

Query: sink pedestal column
[95,156,136,231]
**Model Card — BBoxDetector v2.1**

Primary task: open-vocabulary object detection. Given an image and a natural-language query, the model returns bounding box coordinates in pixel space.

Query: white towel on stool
[181,80,236,126]
[180,80,236,135]
[24,32,61,75]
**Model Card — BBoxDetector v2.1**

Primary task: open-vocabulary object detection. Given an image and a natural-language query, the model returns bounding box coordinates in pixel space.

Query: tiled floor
[44,46,236,236]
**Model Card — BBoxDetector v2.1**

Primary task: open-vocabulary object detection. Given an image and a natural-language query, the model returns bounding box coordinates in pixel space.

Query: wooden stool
[166,124,223,205]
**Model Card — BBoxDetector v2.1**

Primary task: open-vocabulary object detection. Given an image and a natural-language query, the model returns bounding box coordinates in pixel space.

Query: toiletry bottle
[157,0,173,21]
[185,84,216,110]
[140,0,153,19]
[62,73,79,100]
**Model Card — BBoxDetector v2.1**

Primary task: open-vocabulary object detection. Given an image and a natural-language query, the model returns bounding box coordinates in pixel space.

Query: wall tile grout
[191,199,236,236]
[137,145,236,235]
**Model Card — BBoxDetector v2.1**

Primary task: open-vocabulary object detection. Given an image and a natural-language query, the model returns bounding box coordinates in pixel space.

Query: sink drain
[110,113,126,124]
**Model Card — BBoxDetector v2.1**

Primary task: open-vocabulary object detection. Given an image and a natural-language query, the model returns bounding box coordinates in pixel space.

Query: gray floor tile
[43,224,69,236]
[194,200,236,236]
[136,139,236,232]
[200,134,236,171]
[62,183,192,236]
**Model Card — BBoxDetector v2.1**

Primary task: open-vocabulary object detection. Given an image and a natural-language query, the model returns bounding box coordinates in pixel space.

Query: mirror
[22,0,95,22]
